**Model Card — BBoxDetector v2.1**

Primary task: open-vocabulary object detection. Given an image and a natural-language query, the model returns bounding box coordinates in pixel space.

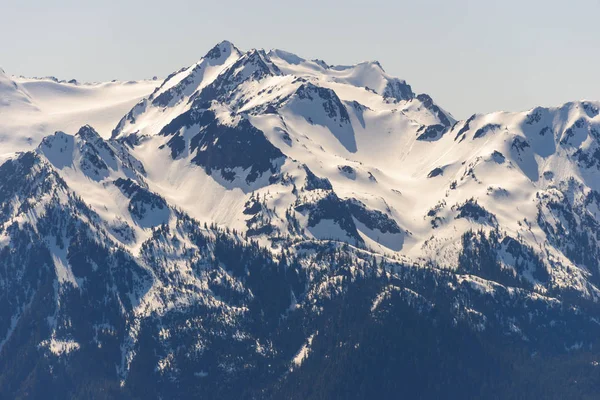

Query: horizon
[3,0,600,119]
[3,38,598,120]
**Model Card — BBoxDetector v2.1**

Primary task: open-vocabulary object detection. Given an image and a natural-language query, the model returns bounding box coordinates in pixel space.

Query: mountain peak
[361,60,385,72]
[76,124,102,140]
[227,48,282,79]
[204,40,241,61]
[245,48,271,60]
[268,49,306,65]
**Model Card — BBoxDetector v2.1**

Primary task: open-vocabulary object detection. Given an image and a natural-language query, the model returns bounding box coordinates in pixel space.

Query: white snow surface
[292,333,315,368]
[41,339,81,356]
[0,68,158,157]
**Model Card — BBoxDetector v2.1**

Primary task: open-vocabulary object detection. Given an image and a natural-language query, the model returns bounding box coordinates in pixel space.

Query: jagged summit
[204,40,240,60]
[75,124,102,139]
[111,40,446,149]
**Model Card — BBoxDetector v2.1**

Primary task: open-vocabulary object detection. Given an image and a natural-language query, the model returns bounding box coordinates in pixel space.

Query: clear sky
[2,0,599,119]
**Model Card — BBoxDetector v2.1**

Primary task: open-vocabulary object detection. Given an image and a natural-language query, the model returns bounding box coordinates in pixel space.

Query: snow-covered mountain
[2,42,600,399]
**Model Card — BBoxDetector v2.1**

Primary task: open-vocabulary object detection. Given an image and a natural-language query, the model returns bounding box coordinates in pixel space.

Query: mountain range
[2,41,600,399]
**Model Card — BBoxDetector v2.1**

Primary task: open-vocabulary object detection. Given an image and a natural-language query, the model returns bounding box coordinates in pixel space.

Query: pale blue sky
[2,0,599,118]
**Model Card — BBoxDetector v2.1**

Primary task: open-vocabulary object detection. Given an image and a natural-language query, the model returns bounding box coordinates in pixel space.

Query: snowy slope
[0,70,158,157]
